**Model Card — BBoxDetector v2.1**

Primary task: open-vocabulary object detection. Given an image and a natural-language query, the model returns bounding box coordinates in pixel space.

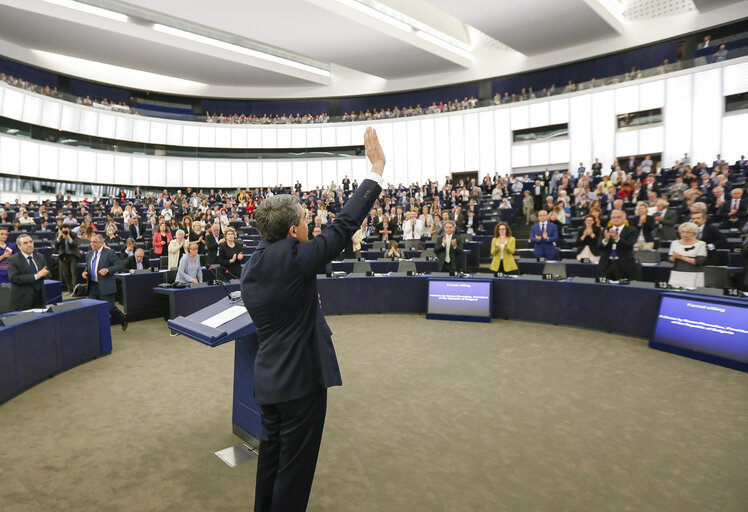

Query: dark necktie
[91,251,99,282]
[27,255,37,274]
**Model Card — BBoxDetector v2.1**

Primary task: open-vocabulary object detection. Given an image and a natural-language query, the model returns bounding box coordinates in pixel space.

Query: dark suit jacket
[629,215,655,242]
[240,178,381,405]
[205,232,222,265]
[129,222,144,241]
[123,255,147,271]
[597,225,638,278]
[7,251,47,310]
[54,233,81,259]
[434,234,463,271]
[85,247,121,296]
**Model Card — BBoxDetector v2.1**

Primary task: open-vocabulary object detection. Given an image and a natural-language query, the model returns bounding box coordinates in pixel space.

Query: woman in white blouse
[668,222,707,288]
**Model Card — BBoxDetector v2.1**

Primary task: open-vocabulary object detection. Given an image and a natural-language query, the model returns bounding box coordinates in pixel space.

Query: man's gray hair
[255,194,301,243]
[16,233,32,245]
[92,233,104,243]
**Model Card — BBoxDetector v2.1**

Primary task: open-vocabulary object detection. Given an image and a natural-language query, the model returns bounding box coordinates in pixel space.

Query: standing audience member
[529,210,558,260]
[218,227,243,280]
[168,229,188,269]
[7,234,49,310]
[631,202,655,250]
[54,225,80,294]
[668,222,707,288]
[435,220,463,272]
[575,215,602,263]
[0,227,17,283]
[489,222,517,274]
[152,222,172,258]
[206,223,223,266]
[82,234,127,330]
[598,209,638,281]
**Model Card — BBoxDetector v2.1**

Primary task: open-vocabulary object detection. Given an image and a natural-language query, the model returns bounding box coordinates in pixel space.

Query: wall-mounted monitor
[426,279,492,323]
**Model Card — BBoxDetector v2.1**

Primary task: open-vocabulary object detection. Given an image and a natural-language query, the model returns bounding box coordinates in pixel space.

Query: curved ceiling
[0,0,745,98]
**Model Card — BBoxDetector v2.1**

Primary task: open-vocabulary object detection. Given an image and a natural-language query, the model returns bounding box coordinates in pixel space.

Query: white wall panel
[215,127,231,148]
[569,94,592,169]
[463,113,480,172]
[168,124,184,146]
[639,80,665,110]
[277,161,293,186]
[512,144,529,168]
[150,122,167,145]
[230,127,246,149]
[549,98,569,125]
[392,122,408,182]
[41,99,61,129]
[449,115,465,173]
[39,144,59,180]
[510,104,529,130]
[494,109,511,173]
[149,159,167,187]
[199,126,216,147]
[77,151,96,184]
[351,158,367,178]
[199,161,217,188]
[615,85,639,115]
[292,160,307,190]
[591,90,615,164]
[262,128,277,149]
[350,124,366,146]
[335,126,351,146]
[247,161,263,187]
[60,104,80,133]
[58,147,78,181]
[638,126,664,155]
[115,154,132,185]
[616,130,638,157]
[231,161,248,188]
[321,159,337,187]
[691,69,722,164]
[131,156,148,186]
[550,140,570,164]
[721,113,748,162]
[261,161,277,186]
[19,140,39,177]
[375,123,395,182]
[182,160,198,188]
[478,111,495,176]
[214,161,232,188]
[21,95,42,125]
[79,109,98,136]
[664,74,692,165]
[723,61,748,95]
[529,102,549,128]
[96,153,115,185]
[98,113,116,139]
[406,120,422,184]
[320,126,336,147]
[166,159,182,188]
[291,128,306,148]
[420,118,436,180]
[306,160,322,189]
[132,119,150,143]
[530,142,550,166]
[276,128,292,148]
[1,88,23,119]
[246,128,262,148]
[306,127,321,147]
[115,116,133,141]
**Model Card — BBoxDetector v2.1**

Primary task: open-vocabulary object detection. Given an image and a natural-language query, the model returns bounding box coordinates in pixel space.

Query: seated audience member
[631,202,655,250]
[435,220,462,272]
[529,210,558,260]
[384,240,403,260]
[690,208,726,264]
[176,242,202,285]
[121,238,136,260]
[124,248,147,272]
[104,224,121,246]
[168,229,188,269]
[489,222,517,275]
[0,227,18,284]
[668,222,707,289]
[217,227,243,280]
[575,215,602,263]
[152,222,172,257]
[597,209,637,281]
[309,226,323,239]
[7,234,50,310]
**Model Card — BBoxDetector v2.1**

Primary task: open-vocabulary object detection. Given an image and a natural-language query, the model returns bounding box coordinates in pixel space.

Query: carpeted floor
[1,314,746,512]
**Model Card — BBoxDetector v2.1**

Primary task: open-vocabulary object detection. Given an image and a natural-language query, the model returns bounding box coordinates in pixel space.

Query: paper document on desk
[201,305,246,328]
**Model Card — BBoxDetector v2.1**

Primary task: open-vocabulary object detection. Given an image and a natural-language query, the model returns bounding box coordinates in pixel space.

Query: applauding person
[435,220,463,272]
[529,210,558,260]
[218,227,243,280]
[490,222,518,274]
[597,209,638,281]
[575,215,602,263]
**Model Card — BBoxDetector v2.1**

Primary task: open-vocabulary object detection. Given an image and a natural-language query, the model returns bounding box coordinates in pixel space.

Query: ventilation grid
[623,0,696,20]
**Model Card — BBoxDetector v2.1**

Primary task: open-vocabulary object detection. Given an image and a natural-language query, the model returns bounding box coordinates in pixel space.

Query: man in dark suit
[597,209,638,280]
[529,210,559,260]
[82,234,127,330]
[691,210,726,265]
[123,248,147,272]
[54,226,81,294]
[128,217,144,242]
[7,234,50,310]
[434,220,463,272]
[240,127,384,512]
[205,223,223,266]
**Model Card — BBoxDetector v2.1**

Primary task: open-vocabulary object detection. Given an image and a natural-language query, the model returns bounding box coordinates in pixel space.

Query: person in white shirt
[160,202,173,222]
[402,211,423,241]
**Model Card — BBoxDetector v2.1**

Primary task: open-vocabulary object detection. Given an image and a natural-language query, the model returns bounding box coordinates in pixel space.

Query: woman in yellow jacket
[489,222,518,275]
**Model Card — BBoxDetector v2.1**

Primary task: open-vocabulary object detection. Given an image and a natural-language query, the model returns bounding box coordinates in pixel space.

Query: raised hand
[364,127,385,176]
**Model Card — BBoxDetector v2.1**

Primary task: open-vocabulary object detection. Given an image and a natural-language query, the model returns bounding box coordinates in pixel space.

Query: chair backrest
[352,261,372,273]
[634,249,660,264]
[372,241,386,250]
[704,266,731,289]
[159,255,169,269]
[166,267,178,283]
[403,240,423,251]
[422,249,437,259]
[542,262,567,278]
[397,260,417,273]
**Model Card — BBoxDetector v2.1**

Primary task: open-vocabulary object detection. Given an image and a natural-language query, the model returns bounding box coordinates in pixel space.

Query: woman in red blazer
[152,222,172,256]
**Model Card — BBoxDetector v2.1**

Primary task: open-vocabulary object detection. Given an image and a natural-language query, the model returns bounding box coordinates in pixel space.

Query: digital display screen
[652,296,748,363]
[427,280,492,322]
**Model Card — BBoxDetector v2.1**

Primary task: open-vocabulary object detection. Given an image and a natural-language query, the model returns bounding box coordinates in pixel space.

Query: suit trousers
[58,255,78,292]
[87,281,125,324]
[602,259,630,281]
[255,390,327,512]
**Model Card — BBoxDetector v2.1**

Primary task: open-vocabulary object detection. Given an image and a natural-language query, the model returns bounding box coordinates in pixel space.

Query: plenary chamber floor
[0,315,746,512]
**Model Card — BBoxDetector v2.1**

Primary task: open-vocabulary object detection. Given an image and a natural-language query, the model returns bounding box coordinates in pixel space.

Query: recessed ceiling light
[41,0,128,22]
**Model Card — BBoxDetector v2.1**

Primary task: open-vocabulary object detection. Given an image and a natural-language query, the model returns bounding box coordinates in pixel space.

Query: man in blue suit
[240,127,385,512]
[529,210,559,260]
[82,234,127,330]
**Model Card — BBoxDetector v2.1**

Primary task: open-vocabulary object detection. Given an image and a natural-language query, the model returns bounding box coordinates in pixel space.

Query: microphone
[204,266,242,304]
